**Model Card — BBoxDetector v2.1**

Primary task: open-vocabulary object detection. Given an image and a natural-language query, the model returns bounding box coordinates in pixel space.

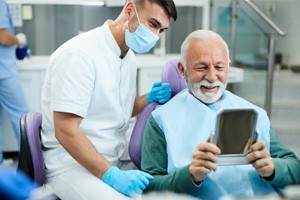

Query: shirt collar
[103,20,122,58]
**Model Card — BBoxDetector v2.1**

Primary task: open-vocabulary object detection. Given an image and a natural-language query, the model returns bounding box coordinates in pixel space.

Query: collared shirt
[41,21,137,177]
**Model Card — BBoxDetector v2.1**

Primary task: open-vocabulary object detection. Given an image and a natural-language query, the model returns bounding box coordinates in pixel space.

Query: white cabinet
[18,71,43,112]
[2,56,47,152]
[136,54,180,95]
[17,56,48,112]
[138,68,163,96]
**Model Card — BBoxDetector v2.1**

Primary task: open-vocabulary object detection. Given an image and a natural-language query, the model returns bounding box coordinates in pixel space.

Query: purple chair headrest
[161,59,187,96]
[25,112,45,185]
[129,59,187,169]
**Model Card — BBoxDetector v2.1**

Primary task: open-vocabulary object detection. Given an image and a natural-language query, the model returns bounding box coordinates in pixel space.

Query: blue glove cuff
[102,166,120,185]
[147,93,153,104]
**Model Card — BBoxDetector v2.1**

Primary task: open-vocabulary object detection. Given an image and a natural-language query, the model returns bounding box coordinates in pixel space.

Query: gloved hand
[16,33,27,47]
[102,166,153,197]
[147,81,171,104]
[0,167,37,200]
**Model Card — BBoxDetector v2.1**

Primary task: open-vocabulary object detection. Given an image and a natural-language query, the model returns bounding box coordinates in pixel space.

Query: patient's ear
[178,62,185,80]
[228,60,232,69]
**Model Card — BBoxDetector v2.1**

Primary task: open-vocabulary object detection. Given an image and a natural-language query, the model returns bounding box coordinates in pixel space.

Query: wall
[15,5,123,55]
[272,1,300,67]
[12,1,300,67]
[13,5,203,55]
[211,0,300,68]
[246,0,300,67]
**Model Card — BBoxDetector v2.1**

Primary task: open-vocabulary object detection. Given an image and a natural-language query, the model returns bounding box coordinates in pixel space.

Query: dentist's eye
[150,21,158,28]
[159,29,166,34]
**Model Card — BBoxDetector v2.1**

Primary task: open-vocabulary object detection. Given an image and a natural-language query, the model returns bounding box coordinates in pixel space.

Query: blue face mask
[125,5,159,53]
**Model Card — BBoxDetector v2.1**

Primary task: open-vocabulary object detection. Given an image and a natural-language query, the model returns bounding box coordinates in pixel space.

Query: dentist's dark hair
[132,0,177,21]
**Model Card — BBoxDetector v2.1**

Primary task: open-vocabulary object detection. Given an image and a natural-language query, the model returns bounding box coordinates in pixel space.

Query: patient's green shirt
[142,115,300,194]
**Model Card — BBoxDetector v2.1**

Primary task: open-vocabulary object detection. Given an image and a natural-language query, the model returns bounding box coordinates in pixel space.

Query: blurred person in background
[0,0,28,164]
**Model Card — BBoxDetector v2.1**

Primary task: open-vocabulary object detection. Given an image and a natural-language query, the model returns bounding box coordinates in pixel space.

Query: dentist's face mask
[125,4,159,53]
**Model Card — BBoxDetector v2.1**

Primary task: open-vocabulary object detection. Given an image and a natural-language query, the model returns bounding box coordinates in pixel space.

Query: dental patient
[141,29,300,200]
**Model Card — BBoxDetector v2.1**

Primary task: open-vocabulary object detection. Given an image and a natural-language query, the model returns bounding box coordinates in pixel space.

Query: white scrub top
[41,21,137,177]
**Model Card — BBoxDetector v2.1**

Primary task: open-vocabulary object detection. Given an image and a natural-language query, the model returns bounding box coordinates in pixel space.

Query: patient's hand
[246,140,275,179]
[189,140,221,183]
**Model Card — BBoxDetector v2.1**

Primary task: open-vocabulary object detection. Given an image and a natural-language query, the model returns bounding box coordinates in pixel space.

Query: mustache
[192,80,223,88]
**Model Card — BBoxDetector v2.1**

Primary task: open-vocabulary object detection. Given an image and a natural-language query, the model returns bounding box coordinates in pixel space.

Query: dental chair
[18,112,45,186]
[129,59,187,169]
[17,112,63,199]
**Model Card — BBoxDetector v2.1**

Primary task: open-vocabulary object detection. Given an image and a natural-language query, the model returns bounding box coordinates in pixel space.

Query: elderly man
[141,30,300,199]
[42,0,177,199]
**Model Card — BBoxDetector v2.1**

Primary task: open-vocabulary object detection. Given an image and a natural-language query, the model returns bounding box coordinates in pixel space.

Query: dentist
[41,0,177,199]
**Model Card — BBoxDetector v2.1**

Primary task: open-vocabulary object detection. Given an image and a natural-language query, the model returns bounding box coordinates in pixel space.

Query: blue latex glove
[102,166,153,197]
[0,167,37,200]
[147,81,171,104]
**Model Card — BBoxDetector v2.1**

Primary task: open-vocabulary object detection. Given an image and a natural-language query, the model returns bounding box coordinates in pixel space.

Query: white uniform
[41,21,136,199]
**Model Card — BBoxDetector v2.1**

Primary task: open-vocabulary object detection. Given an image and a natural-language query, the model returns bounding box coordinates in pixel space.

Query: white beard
[187,80,227,104]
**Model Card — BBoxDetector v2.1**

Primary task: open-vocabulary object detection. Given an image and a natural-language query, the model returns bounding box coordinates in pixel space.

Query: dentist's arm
[54,111,112,178]
[132,94,148,117]
[54,111,153,197]
[132,81,171,117]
